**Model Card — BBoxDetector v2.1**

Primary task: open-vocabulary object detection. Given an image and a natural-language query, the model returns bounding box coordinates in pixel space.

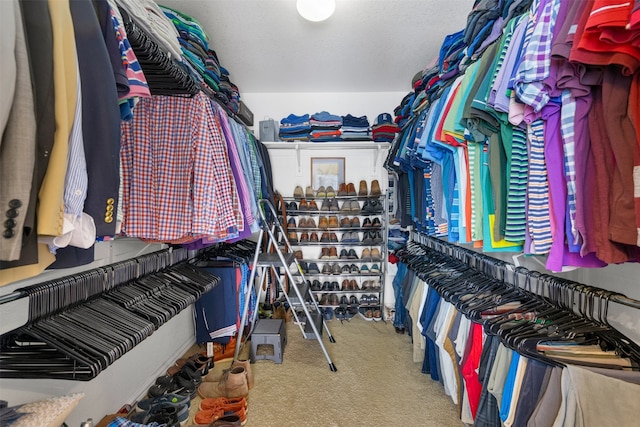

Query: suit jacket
[0,0,36,262]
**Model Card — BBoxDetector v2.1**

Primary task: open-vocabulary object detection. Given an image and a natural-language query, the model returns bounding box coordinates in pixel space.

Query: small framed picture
[310,157,345,190]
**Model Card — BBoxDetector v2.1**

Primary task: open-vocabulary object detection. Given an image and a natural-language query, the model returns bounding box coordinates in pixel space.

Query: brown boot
[198,366,249,399]
[204,360,254,390]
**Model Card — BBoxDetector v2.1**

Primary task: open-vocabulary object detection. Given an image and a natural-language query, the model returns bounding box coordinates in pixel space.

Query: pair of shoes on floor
[148,364,202,400]
[198,359,254,400]
[130,398,188,426]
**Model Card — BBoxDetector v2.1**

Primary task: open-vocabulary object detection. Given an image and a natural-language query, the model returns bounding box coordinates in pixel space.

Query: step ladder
[234,198,337,371]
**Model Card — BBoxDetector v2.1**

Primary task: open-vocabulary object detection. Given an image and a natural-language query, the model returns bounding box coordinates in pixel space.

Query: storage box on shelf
[279,181,387,322]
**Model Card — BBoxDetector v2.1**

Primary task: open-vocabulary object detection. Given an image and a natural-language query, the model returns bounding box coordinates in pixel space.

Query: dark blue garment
[419,286,442,380]
[194,266,238,344]
[392,262,408,329]
[341,114,370,127]
[280,113,310,125]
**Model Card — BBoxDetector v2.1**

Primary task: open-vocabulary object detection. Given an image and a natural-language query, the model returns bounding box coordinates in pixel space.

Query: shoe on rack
[362,200,374,214]
[287,201,298,214]
[340,217,351,228]
[320,248,330,259]
[328,247,338,259]
[339,248,349,259]
[350,264,359,274]
[341,231,352,243]
[294,185,304,200]
[299,198,309,211]
[346,182,357,196]
[329,198,340,211]
[349,279,359,290]
[370,248,382,260]
[370,179,382,196]
[349,295,359,305]
[340,200,352,213]
[308,200,319,211]
[350,231,360,243]
[310,232,319,242]
[349,200,361,213]
[298,218,307,228]
[299,232,309,243]
[329,232,339,243]
[328,216,339,228]
[326,186,336,197]
[337,183,348,196]
[358,180,368,197]
[308,262,320,274]
[371,199,383,213]
[362,218,373,228]
[322,264,332,274]
[320,199,331,211]
[320,232,330,243]
[328,293,340,305]
[372,218,382,228]
[372,231,383,244]
[288,231,298,243]
[332,263,341,274]
[361,248,372,260]
[287,218,297,229]
[341,279,350,291]
[341,264,351,274]
[339,295,349,305]
[321,281,331,291]
[350,217,361,228]
[360,265,369,274]
[322,307,335,321]
[347,248,358,259]
[305,186,315,199]
[331,281,340,291]
[370,264,380,274]
[318,216,329,229]
[311,280,322,291]
[317,186,327,198]
[362,231,374,245]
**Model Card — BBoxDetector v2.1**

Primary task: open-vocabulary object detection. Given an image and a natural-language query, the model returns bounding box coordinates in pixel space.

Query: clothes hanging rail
[410,232,640,311]
[397,239,640,368]
[0,247,219,381]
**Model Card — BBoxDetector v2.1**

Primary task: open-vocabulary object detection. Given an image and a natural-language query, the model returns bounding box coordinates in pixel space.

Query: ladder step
[303,312,324,340]
[257,252,296,267]
[287,280,310,306]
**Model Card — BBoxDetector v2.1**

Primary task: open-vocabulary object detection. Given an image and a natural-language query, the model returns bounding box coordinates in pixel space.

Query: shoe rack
[281,180,387,322]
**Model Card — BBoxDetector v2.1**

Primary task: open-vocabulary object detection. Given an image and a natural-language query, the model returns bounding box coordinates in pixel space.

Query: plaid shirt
[121,92,240,242]
[513,0,561,113]
[107,417,165,427]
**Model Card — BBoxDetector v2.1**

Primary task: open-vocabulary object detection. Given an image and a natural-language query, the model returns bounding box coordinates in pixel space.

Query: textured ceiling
[158,0,475,94]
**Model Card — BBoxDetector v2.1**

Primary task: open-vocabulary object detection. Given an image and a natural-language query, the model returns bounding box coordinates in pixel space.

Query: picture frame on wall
[310,157,345,190]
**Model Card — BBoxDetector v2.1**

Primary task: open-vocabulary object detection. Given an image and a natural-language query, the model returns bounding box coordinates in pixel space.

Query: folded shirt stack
[372,113,400,143]
[279,113,311,141]
[310,111,343,142]
[341,114,371,141]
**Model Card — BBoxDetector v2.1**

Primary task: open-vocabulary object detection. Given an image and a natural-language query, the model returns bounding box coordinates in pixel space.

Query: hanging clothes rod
[0,247,187,306]
[410,232,640,311]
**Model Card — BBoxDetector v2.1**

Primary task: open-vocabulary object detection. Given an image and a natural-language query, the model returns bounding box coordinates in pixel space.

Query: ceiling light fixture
[296,0,336,22]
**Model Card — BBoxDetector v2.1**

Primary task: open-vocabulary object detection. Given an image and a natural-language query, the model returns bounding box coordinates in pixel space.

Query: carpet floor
[187,316,464,427]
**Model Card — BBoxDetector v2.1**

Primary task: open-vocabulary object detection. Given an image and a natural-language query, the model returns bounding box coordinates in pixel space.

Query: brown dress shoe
[350,217,361,228]
[320,247,330,259]
[308,200,319,211]
[346,182,357,196]
[370,179,381,196]
[299,232,309,243]
[337,183,347,196]
[310,232,319,242]
[339,217,351,228]
[299,198,309,210]
[307,218,317,228]
[288,231,298,243]
[318,216,329,229]
[328,216,339,228]
[329,232,338,243]
[328,247,338,259]
[358,180,368,196]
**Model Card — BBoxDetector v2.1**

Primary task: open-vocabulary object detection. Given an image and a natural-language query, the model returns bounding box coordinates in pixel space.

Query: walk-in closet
[1,1,639,426]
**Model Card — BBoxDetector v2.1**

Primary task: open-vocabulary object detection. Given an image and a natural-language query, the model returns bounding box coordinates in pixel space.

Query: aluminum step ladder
[234,198,337,371]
